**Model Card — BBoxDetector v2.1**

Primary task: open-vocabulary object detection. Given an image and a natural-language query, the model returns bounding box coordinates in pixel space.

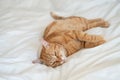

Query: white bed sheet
[0,0,120,80]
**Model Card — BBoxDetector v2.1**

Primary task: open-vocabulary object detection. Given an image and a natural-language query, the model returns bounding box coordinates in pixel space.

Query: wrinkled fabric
[0,0,120,80]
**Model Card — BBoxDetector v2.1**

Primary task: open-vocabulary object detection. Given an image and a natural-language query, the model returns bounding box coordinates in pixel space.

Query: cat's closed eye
[54,51,58,57]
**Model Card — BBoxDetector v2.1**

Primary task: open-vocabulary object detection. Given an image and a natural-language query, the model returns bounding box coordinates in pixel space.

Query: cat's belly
[44,17,87,38]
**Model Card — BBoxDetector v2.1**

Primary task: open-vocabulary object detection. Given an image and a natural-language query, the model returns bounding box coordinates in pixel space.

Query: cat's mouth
[51,60,65,67]
[47,56,66,67]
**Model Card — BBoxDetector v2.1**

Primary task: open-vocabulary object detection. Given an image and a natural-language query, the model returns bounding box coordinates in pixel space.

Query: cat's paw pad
[96,35,104,42]
[98,40,106,44]
[104,21,110,28]
[101,21,110,28]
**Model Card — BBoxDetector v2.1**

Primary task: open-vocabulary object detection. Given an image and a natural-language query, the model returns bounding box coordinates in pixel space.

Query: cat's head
[40,39,67,67]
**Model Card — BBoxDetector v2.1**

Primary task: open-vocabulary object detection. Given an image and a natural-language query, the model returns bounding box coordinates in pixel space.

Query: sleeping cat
[33,12,109,67]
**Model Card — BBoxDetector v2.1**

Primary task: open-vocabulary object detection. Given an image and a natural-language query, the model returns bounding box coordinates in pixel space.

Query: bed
[0,0,120,80]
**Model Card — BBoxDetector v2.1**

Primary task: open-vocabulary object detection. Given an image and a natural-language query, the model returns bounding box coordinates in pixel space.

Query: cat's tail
[50,12,65,20]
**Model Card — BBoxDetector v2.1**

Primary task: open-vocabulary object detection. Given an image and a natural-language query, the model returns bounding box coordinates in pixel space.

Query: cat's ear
[41,39,49,48]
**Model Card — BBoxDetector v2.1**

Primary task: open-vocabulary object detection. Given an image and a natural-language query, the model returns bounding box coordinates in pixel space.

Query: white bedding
[0,0,120,80]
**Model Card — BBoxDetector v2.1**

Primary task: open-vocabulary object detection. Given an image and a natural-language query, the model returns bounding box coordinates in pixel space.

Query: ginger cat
[33,12,109,67]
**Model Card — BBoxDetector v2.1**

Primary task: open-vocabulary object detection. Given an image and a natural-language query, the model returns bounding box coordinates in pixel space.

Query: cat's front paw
[96,35,105,42]
[101,20,110,28]
[97,39,106,44]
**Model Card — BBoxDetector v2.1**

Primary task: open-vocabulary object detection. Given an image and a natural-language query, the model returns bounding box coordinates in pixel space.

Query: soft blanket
[0,0,120,80]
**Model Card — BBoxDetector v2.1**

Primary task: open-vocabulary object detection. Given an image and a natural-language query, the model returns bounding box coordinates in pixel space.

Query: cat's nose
[61,57,66,62]
[61,57,66,61]
[59,58,65,61]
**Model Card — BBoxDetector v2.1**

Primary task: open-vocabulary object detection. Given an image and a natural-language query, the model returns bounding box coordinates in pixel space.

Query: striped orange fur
[35,13,109,67]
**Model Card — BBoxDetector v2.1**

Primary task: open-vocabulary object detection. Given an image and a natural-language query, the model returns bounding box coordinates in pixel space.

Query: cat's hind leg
[75,31,105,42]
[84,40,106,48]
[88,19,109,28]
[83,18,109,31]
[88,18,103,23]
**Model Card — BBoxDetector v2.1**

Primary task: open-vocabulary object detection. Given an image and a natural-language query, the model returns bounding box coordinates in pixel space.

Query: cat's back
[44,17,87,38]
